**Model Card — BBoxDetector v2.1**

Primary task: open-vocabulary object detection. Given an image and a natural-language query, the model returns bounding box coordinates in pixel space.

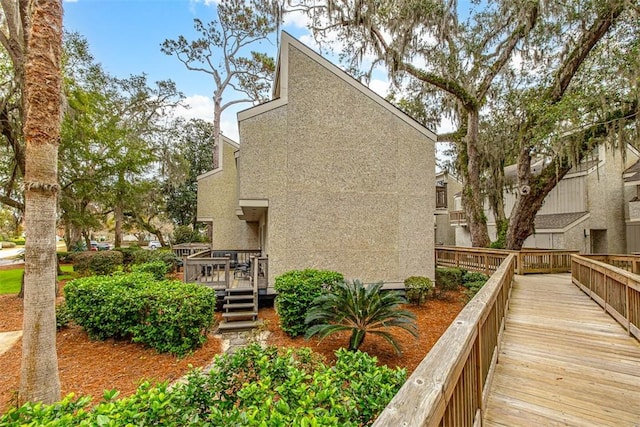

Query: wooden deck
[484,273,640,426]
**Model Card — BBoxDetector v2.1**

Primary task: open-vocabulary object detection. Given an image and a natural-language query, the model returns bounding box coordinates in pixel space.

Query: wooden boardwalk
[484,273,640,427]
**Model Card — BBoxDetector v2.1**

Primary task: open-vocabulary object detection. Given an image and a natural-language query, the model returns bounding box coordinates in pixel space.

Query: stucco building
[451,144,640,253]
[197,32,437,291]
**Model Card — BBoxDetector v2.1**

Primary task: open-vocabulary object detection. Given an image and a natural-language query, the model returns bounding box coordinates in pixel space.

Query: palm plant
[305,280,418,355]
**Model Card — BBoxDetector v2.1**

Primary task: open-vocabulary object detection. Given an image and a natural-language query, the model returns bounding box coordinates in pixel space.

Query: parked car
[96,242,112,251]
[90,240,99,251]
[148,240,162,250]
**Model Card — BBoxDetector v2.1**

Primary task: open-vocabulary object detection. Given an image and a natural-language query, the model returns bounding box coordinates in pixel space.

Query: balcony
[449,210,467,226]
[629,199,640,221]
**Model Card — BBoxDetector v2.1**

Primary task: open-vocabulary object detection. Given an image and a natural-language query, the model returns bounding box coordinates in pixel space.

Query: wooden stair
[218,287,259,332]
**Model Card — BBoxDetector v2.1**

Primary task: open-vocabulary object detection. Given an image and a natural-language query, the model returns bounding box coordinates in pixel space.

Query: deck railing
[449,210,467,226]
[571,254,640,341]
[579,253,640,274]
[373,254,516,426]
[435,246,577,275]
[183,249,264,289]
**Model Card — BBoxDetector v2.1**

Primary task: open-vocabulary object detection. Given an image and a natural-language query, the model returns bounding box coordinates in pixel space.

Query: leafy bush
[306,280,417,354]
[404,276,434,305]
[134,249,180,272]
[274,269,344,337]
[114,246,141,266]
[11,238,25,246]
[56,302,72,330]
[463,280,488,303]
[0,345,406,426]
[56,251,73,263]
[463,271,489,284]
[173,225,205,244]
[131,260,169,280]
[434,267,463,298]
[72,250,123,276]
[64,273,217,355]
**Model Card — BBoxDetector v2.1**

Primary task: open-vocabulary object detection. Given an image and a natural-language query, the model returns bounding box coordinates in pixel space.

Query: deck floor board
[484,273,640,427]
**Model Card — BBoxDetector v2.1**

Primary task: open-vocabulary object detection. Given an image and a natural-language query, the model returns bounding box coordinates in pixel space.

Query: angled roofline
[238,31,437,141]
[197,134,239,181]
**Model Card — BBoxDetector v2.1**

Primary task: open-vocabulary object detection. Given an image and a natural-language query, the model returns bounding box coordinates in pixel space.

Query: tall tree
[162,118,214,229]
[503,0,637,249]
[19,0,62,404]
[161,0,277,168]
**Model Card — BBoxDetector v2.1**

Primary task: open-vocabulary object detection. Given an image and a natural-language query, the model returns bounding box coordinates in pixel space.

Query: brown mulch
[264,292,465,375]
[0,282,464,413]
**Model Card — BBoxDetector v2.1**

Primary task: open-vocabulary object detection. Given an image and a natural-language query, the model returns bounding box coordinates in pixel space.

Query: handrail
[579,253,640,274]
[436,246,577,275]
[571,254,640,341]
[373,254,516,426]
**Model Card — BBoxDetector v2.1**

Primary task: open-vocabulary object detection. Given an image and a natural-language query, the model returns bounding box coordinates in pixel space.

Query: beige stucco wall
[239,44,435,286]
[197,140,259,249]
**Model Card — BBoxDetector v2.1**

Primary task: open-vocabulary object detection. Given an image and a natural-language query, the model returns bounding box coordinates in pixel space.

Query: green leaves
[274,269,344,337]
[1,345,406,426]
[64,272,217,356]
[305,280,418,355]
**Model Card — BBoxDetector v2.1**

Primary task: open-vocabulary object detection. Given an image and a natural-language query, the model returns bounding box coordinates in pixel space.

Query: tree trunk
[19,0,62,405]
[461,110,490,247]
[114,201,123,248]
[212,94,222,169]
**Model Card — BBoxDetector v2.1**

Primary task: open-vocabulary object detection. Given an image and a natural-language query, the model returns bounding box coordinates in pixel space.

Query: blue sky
[63,0,313,140]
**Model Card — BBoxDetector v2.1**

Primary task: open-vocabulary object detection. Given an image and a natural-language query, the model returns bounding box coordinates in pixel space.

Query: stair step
[223,303,255,310]
[217,320,258,331]
[222,311,257,319]
[224,295,254,301]
[225,287,254,294]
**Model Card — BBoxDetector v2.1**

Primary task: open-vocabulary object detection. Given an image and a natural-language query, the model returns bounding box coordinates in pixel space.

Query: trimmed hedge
[115,247,180,272]
[404,276,434,305]
[1,344,406,426]
[274,269,344,337]
[72,250,123,276]
[64,273,217,355]
[434,267,463,298]
[131,260,169,280]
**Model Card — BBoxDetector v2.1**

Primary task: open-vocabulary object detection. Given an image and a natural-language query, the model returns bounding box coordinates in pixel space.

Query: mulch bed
[0,284,464,413]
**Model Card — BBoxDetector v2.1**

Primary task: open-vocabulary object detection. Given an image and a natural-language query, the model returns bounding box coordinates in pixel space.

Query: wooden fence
[579,254,640,275]
[373,254,516,426]
[435,246,577,275]
[571,255,640,341]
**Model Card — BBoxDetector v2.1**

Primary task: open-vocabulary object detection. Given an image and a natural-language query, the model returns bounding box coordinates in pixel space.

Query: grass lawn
[0,265,74,295]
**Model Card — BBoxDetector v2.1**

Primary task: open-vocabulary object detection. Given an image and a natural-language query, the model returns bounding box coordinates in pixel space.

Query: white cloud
[368,78,389,98]
[172,94,240,142]
[283,9,310,28]
[63,0,79,3]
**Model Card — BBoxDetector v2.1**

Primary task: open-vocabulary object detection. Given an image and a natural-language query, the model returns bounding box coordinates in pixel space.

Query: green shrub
[306,280,417,354]
[133,249,180,272]
[1,241,16,248]
[56,251,73,263]
[434,267,463,298]
[463,271,489,284]
[64,273,217,355]
[72,250,123,276]
[274,269,344,337]
[131,260,169,280]
[463,280,488,303]
[0,345,405,426]
[404,276,434,305]
[173,225,205,244]
[56,302,72,330]
[11,238,25,246]
[114,246,143,266]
